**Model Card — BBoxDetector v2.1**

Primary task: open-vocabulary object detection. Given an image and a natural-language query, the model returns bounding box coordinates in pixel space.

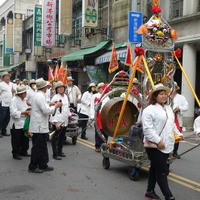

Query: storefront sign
[34,7,42,46]
[82,0,98,27]
[59,0,72,35]
[14,13,23,52]
[5,18,13,53]
[42,0,56,46]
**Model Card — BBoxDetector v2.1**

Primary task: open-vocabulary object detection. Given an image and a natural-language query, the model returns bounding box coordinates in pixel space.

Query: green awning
[107,42,127,51]
[4,62,24,72]
[61,40,110,62]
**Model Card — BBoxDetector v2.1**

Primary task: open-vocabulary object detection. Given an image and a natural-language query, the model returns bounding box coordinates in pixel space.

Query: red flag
[108,43,119,73]
[54,64,59,81]
[48,67,54,82]
[125,45,133,67]
[62,65,68,85]
[56,66,64,82]
[133,55,144,74]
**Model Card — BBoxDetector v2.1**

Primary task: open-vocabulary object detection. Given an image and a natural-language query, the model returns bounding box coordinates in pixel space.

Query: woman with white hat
[28,78,62,173]
[10,85,31,160]
[78,83,96,140]
[50,81,70,160]
[142,83,182,200]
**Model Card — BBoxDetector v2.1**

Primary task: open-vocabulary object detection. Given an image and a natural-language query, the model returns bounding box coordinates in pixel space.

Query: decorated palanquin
[98,0,181,138]
[135,0,179,103]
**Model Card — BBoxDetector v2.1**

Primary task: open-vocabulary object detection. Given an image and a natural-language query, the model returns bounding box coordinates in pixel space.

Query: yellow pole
[112,58,138,140]
[142,55,154,87]
[174,52,200,108]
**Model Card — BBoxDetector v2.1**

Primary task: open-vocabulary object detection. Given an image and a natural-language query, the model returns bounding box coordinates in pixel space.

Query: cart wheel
[128,167,139,181]
[102,157,110,169]
[72,137,77,145]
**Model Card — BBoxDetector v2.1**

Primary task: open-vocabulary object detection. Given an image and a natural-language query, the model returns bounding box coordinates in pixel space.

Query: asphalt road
[0,127,199,200]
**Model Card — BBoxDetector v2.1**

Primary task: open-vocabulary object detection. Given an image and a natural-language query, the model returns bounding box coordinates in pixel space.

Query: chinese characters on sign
[34,7,42,46]
[82,0,98,27]
[128,12,143,43]
[42,0,56,46]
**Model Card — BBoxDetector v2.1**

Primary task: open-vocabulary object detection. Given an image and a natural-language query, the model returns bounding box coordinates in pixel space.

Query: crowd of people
[0,72,111,172]
[0,71,200,199]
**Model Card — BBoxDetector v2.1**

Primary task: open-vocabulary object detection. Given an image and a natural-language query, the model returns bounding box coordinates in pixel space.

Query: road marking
[78,139,200,192]
[169,172,200,187]
[78,138,95,145]
[181,140,198,145]
[77,140,94,149]
[168,176,200,192]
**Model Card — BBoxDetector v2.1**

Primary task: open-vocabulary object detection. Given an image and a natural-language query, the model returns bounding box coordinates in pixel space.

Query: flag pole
[174,52,200,108]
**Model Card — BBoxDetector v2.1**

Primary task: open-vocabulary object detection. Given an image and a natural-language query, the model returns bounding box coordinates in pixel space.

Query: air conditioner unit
[24,49,31,54]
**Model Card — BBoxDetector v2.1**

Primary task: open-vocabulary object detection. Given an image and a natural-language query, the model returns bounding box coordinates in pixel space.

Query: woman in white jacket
[50,81,70,160]
[78,83,96,140]
[142,83,183,200]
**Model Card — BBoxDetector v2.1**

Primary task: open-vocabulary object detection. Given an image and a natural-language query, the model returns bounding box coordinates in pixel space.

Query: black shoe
[21,153,31,157]
[58,153,66,157]
[53,156,62,160]
[173,153,181,159]
[41,166,54,171]
[3,133,10,136]
[28,168,44,173]
[95,148,101,153]
[145,191,161,200]
[81,136,88,140]
[13,156,22,160]
[165,197,175,200]
[0,134,2,138]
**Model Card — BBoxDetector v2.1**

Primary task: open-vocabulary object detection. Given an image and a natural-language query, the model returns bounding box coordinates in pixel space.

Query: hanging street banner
[34,6,43,55]
[5,18,14,53]
[59,0,72,35]
[42,0,56,46]
[82,0,98,27]
[128,12,143,43]
[13,13,23,52]
[34,7,42,46]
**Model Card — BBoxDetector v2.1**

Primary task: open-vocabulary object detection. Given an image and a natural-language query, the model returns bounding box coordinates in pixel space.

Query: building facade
[0,0,199,126]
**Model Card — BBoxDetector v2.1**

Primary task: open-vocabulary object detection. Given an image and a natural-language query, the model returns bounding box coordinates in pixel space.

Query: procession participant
[193,116,200,137]
[45,82,52,104]
[22,79,29,90]
[26,79,37,106]
[28,78,62,173]
[171,82,188,159]
[50,81,70,160]
[142,83,182,200]
[78,83,96,140]
[0,72,15,137]
[120,77,142,121]
[65,77,81,112]
[90,83,110,152]
[10,85,31,160]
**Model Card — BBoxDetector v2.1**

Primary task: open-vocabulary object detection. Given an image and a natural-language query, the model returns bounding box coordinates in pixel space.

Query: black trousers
[51,126,66,157]
[29,133,49,170]
[70,103,77,113]
[146,148,173,198]
[173,142,179,155]
[0,104,10,135]
[11,127,29,157]
[78,113,88,138]
[94,127,108,149]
